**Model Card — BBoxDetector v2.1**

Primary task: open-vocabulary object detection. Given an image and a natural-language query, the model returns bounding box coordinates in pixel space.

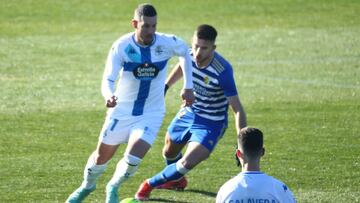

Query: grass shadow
[146,188,216,202]
[148,198,191,203]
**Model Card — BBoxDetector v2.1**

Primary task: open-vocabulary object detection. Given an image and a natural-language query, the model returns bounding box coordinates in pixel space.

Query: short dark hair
[238,127,263,158]
[195,24,217,42]
[135,3,157,19]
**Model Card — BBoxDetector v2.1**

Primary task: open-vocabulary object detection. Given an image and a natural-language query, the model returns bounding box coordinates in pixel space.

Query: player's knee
[162,143,182,159]
[93,150,113,165]
[85,152,108,173]
[94,155,107,165]
[162,147,176,159]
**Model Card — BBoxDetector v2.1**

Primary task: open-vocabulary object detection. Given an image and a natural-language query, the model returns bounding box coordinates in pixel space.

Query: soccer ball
[120,197,142,203]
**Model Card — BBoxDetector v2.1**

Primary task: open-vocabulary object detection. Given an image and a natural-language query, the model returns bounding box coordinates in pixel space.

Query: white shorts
[98,113,165,146]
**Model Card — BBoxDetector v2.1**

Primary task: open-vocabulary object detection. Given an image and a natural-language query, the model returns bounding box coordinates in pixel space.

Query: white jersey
[102,32,192,119]
[216,171,296,203]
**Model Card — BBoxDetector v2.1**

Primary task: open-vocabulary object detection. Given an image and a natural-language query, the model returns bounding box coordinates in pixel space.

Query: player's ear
[234,149,241,167]
[261,148,265,157]
[131,19,138,28]
[236,149,242,159]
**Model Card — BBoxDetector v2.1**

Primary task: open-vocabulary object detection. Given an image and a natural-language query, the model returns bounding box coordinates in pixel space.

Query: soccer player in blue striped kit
[66,3,194,203]
[135,24,247,201]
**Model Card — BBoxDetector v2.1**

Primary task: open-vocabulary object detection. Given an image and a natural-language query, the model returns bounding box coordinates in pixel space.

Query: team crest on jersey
[155,46,164,56]
[133,63,159,81]
[204,76,209,84]
[125,45,141,62]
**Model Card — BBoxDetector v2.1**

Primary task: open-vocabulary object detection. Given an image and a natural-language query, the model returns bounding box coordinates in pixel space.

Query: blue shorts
[167,107,228,152]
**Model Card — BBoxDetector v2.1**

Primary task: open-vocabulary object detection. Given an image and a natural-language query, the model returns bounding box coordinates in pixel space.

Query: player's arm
[228,95,247,134]
[219,65,247,133]
[165,62,183,94]
[171,35,194,105]
[101,45,122,108]
[178,49,195,106]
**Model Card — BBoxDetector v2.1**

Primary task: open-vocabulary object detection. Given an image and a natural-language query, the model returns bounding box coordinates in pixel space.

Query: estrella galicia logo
[133,63,159,80]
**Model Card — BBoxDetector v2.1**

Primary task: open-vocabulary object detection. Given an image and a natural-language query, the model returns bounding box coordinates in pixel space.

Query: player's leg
[135,108,193,200]
[135,119,226,200]
[154,141,210,184]
[162,132,187,165]
[162,107,193,166]
[66,117,124,203]
[106,114,164,202]
[66,143,119,203]
[155,141,210,183]
[135,142,210,200]
[107,138,150,187]
[106,138,149,203]
[155,132,188,190]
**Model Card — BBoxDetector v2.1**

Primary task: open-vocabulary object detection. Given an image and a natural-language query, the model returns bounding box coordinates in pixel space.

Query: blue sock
[165,153,182,165]
[148,163,184,187]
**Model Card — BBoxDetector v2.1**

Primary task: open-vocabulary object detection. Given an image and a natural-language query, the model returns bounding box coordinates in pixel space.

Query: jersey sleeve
[101,43,123,100]
[218,65,238,97]
[168,35,188,56]
[281,185,297,203]
[168,35,193,89]
[274,179,297,203]
[216,185,225,203]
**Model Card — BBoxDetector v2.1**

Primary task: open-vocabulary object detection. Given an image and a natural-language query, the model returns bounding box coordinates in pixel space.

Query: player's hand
[106,96,117,108]
[181,88,195,106]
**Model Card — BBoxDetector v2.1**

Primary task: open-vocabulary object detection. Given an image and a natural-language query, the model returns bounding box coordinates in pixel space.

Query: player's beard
[195,55,206,67]
[141,34,154,45]
[195,52,214,68]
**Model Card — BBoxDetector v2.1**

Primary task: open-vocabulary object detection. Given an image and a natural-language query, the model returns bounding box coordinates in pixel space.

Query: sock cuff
[124,153,142,166]
[176,161,190,175]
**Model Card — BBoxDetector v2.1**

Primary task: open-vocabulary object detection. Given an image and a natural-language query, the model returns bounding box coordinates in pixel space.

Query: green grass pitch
[1,0,359,202]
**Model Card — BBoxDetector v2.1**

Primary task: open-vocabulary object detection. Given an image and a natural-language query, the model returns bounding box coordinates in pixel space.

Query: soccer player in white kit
[216,127,296,203]
[66,3,194,203]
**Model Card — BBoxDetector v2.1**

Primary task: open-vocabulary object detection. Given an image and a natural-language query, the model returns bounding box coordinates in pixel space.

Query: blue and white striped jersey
[191,52,238,121]
[102,32,192,119]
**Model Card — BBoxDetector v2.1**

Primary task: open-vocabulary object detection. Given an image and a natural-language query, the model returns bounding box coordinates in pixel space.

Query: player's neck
[241,163,260,172]
[134,34,154,47]
[197,53,214,69]
[137,40,152,47]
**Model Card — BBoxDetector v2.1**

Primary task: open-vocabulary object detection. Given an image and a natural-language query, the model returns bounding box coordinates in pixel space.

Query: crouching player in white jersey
[135,24,247,201]
[216,127,297,203]
[66,3,195,203]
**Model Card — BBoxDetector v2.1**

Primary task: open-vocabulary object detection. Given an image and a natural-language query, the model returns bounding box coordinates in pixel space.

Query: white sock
[108,154,142,187]
[81,154,108,189]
